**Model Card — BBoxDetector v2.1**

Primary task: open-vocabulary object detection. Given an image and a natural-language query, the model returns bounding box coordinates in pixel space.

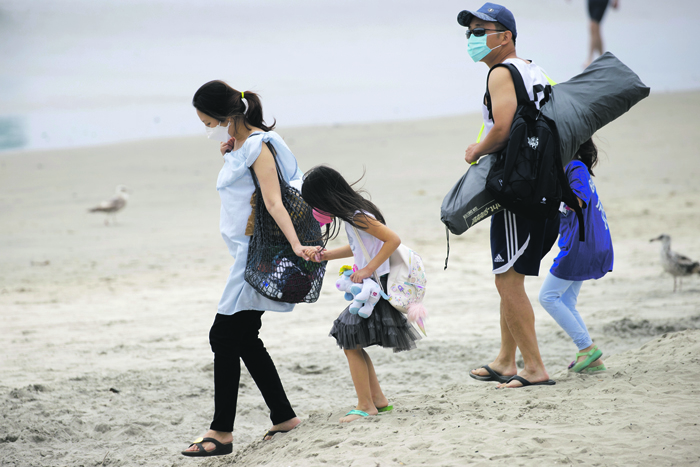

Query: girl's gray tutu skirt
[330,275,421,352]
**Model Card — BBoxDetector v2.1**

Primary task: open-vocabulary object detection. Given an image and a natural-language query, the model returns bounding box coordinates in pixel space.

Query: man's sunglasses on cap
[465,27,506,39]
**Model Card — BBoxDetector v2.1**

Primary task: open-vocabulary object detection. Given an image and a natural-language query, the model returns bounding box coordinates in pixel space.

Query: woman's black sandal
[181,437,233,457]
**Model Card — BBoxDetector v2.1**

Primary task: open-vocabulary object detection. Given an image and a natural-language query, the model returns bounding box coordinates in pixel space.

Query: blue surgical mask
[467,33,502,62]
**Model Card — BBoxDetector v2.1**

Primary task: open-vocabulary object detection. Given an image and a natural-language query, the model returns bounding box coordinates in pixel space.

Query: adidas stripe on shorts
[490,209,559,276]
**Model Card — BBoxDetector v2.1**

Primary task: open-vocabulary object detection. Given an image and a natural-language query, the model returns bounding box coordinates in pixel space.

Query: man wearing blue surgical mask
[458,3,559,389]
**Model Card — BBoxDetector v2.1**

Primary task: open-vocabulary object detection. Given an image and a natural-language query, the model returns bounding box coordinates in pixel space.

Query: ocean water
[1,0,699,152]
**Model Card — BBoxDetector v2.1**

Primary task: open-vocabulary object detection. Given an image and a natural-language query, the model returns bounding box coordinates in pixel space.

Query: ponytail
[192,80,275,132]
[241,91,275,132]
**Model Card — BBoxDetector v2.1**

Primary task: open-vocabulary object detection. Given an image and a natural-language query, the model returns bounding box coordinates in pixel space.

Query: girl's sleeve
[567,162,592,208]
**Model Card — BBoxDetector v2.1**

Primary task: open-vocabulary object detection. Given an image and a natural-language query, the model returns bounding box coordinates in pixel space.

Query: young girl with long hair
[182,80,309,457]
[539,138,613,373]
[301,166,421,422]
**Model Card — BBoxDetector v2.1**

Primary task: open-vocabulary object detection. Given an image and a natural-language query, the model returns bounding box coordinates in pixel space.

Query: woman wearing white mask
[183,80,308,457]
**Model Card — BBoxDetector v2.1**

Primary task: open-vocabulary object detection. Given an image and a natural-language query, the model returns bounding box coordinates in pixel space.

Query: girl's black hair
[301,165,385,242]
[575,138,598,176]
[192,80,275,134]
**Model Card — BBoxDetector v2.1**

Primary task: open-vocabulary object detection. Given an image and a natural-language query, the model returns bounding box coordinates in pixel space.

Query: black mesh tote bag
[244,142,327,303]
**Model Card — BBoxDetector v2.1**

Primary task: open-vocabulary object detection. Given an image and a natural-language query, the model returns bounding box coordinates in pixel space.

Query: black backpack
[484,63,584,241]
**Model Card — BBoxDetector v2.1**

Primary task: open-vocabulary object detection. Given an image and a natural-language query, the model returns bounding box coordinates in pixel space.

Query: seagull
[89,185,129,225]
[650,234,700,292]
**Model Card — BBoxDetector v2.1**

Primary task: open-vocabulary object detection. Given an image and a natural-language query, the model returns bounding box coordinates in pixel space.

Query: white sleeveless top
[480,58,550,140]
[344,211,391,277]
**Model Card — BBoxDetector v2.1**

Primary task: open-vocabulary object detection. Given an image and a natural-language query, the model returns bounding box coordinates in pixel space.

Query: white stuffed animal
[335,266,386,319]
[350,278,383,318]
[335,268,356,302]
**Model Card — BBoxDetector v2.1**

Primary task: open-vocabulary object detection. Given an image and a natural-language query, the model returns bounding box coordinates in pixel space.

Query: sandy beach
[1,91,700,466]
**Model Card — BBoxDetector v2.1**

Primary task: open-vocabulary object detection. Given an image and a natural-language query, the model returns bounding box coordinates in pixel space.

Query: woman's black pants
[208,310,296,432]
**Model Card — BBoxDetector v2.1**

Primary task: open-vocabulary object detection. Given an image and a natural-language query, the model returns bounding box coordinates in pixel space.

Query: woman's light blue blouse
[216,131,304,315]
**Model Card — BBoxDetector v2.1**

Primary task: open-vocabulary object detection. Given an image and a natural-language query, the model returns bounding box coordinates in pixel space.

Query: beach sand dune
[207,330,700,467]
[1,91,699,466]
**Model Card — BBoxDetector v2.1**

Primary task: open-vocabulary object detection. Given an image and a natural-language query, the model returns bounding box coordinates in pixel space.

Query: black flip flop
[498,375,556,388]
[181,437,233,457]
[262,429,290,440]
[469,364,511,383]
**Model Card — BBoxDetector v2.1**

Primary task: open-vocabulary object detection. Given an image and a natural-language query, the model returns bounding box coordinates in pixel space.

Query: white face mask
[205,121,231,143]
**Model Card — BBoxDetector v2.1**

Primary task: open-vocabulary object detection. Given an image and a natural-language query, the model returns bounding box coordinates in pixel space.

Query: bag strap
[545,116,586,242]
[249,140,287,190]
[485,63,529,121]
[350,225,386,294]
[444,226,450,270]
[484,62,551,121]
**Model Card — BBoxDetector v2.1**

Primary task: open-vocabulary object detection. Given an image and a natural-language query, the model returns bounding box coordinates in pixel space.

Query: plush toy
[335,266,356,301]
[335,265,386,319]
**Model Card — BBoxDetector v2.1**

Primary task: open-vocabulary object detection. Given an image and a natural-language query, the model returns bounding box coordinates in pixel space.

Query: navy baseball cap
[457,3,517,39]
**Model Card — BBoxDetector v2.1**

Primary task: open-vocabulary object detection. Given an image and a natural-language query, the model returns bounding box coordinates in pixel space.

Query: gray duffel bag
[440,153,501,236]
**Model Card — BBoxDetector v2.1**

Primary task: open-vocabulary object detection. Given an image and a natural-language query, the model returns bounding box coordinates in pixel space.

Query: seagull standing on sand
[88,185,129,225]
[650,234,700,292]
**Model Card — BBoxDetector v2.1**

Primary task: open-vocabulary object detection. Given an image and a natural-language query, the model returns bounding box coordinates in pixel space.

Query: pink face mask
[312,209,333,226]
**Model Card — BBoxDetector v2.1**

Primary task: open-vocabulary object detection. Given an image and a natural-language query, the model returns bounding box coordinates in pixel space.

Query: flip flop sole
[262,429,291,440]
[469,365,511,383]
[582,364,607,374]
[499,375,556,388]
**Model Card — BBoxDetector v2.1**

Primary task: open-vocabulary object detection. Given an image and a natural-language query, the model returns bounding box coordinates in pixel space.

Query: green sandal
[581,363,607,374]
[571,346,603,373]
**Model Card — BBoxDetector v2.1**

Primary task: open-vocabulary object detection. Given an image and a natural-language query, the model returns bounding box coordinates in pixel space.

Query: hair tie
[241,91,245,99]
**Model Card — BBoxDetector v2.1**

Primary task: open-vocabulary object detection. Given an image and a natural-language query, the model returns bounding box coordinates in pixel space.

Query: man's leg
[496,299,519,366]
[470,297,519,379]
[495,268,550,388]
[471,210,524,380]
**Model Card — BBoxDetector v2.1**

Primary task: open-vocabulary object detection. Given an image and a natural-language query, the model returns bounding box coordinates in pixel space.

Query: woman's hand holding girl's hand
[301,246,324,262]
[293,244,311,261]
[350,267,373,283]
[313,248,327,263]
[220,137,235,156]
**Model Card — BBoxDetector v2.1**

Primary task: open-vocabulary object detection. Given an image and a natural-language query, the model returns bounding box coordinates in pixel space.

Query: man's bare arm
[464,66,518,163]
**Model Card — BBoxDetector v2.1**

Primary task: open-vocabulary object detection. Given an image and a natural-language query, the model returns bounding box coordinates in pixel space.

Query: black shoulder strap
[484,63,531,121]
[547,118,585,242]
[557,168,585,242]
[249,141,285,189]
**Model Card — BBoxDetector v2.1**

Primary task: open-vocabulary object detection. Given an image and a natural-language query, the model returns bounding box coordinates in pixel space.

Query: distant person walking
[539,139,613,374]
[182,81,309,457]
[458,3,559,388]
[572,0,620,68]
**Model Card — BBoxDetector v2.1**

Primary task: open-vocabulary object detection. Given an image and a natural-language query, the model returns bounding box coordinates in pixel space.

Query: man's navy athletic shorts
[588,0,609,23]
[490,209,559,276]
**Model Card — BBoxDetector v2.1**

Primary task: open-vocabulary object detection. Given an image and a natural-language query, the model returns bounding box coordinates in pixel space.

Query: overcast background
[1,0,699,152]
